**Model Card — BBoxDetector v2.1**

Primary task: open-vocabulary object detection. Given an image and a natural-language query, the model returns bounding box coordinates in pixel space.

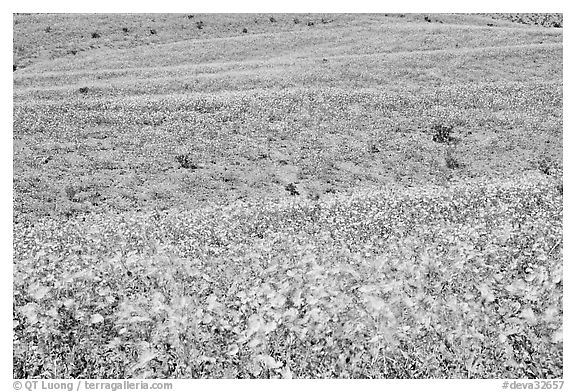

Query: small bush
[196,21,204,30]
[293,17,300,24]
[150,29,157,35]
[536,155,559,176]
[269,17,277,23]
[122,27,129,33]
[424,16,431,23]
[13,65,17,72]
[285,183,299,196]
[445,148,461,169]
[79,87,89,94]
[242,28,248,34]
[432,124,455,144]
[176,154,198,169]
[187,14,194,19]
[64,185,76,201]
[91,32,100,39]
[307,21,314,26]
[69,49,77,55]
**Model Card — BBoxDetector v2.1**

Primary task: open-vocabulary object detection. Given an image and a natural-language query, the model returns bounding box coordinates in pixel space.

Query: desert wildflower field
[13,13,562,378]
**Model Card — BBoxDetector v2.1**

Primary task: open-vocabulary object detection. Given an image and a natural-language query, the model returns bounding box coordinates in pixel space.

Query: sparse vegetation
[175,154,198,170]
[285,183,299,196]
[536,154,560,176]
[445,147,462,169]
[431,124,455,144]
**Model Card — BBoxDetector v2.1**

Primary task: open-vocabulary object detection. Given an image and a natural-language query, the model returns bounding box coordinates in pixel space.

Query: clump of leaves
[445,147,462,169]
[176,154,198,169]
[536,155,559,176]
[64,185,77,201]
[285,183,299,196]
[432,124,455,144]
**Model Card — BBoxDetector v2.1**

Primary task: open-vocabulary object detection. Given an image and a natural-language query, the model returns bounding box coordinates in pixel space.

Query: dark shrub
[424,16,431,23]
[122,27,129,33]
[432,124,454,144]
[269,16,276,23]
[91,32,100,38]
[307,21,314,26]
[242,28,248,33]
[13,65,17,72]
[196,21,204,29]
[150,29,157,35]
[69,49,77,55]
[285,183,299,196]
[79,87,89,94]
[187,14,194,19]
[176,154,198,169]
[445,149,461,169]
[536,155,558,176]
[293,17,300,24]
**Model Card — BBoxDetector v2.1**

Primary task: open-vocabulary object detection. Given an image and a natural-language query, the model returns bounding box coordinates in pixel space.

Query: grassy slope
[13,14,563,378]
[14,13,562,221]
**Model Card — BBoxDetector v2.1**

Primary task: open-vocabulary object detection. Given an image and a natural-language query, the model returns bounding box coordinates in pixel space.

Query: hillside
[13,13,563,379]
